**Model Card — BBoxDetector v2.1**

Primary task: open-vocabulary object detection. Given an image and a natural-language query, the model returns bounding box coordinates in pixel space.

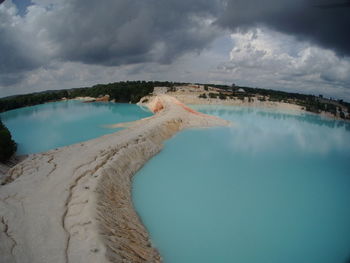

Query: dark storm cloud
[0,3,43,85]
[218,0,350,56]
[41,0,223,66]
[0,27,39,77]
[0,0,223,86]
[2,0,350,93]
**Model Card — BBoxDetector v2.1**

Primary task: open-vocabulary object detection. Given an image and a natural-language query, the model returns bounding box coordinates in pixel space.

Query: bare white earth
[0,95,229,263]
[167,91,304,112]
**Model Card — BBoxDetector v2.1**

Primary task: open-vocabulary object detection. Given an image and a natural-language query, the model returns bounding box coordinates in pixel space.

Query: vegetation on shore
[0,118,17,162]
[0,80,349,160]
[0,81,181,159]
[198,84,350,120]
[0,81,183,113]
[1,80,349,120]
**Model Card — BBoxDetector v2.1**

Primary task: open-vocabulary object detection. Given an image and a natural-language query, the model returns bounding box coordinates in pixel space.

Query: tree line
[0,81,184,113]
[203,83,350,119]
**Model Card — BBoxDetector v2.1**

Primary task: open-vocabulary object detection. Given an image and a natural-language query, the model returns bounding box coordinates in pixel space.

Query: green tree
[219,93,226,100]
[209,93,218,99]
[0,119,17,162]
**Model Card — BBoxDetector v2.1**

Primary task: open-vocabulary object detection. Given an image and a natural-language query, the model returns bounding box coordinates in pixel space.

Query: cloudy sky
[0,0,350,99]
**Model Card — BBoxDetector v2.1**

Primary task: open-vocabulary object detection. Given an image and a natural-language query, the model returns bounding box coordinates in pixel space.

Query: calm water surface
[133,106,350,263]
[0,100,151,154]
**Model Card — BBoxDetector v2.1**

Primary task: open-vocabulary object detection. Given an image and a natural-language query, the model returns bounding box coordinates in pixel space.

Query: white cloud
[217,28,350,100]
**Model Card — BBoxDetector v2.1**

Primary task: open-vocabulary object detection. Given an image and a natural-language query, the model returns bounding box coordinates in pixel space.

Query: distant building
[237,88,245,93]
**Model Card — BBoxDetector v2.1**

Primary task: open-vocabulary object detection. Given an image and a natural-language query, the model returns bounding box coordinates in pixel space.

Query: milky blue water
[133,106,350,263]
[0,100,151,154]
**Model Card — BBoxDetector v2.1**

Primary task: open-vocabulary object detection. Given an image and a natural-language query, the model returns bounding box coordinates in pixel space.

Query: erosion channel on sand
[0,94,230,263]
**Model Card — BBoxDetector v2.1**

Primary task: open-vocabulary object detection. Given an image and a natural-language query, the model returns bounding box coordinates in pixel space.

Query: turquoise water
[0,100,151,154]
[133,106,350,263]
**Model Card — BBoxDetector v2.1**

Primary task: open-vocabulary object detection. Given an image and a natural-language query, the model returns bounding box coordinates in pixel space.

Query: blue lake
[0,100,152,154]
[133,106,350,263]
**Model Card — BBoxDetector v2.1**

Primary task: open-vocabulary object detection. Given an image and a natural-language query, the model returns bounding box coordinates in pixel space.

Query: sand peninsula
[0,92,229,263]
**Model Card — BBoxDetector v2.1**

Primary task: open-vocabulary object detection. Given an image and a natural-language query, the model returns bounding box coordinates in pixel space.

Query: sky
[0,0,350,100]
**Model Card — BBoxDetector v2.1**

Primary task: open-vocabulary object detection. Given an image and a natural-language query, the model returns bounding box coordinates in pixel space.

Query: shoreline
[165,91,350,123]
[2,90,347,123]
[0,94,229,263]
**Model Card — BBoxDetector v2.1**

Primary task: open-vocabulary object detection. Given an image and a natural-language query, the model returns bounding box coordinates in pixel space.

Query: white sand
[167,91,303,112]
[166,89,349,122]
[0,94,229,263]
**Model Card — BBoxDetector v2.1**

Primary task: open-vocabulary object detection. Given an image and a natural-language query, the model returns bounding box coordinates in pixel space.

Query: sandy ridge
[0,94,229,263]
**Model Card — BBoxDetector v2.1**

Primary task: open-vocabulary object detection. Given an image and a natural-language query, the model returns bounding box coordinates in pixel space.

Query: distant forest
[1,81,350,119]
[0,81,183,113]
[204,83,350,119]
